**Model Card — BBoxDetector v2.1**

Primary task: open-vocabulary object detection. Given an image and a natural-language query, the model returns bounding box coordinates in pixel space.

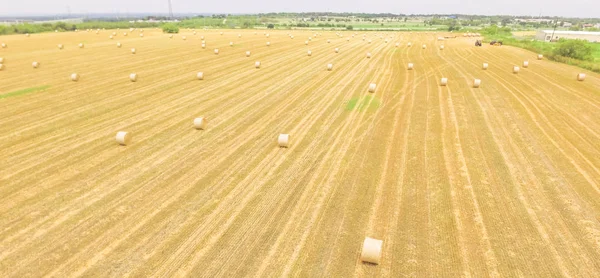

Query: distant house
[583,23,595,28]
[536,30,600,42]
[562,22,572,27]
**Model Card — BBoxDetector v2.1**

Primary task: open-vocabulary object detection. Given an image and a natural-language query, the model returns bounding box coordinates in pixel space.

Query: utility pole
[168,0,173,19]
[550,17,558,42]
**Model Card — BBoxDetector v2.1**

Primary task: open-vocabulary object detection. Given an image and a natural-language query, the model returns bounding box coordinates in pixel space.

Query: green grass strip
[0,85,51,99]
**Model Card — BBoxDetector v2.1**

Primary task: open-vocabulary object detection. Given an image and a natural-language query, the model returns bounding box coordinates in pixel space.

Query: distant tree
[267,24,275,29]
[404,17,408,22]
[346,25,353,30]
[161,23,180,33]
[554,39,593,61]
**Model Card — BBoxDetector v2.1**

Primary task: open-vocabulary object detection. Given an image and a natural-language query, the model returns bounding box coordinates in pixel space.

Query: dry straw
[194,118,207,130]
[116,131,132,145]
[361,237,383,265]
[278,134,290,148]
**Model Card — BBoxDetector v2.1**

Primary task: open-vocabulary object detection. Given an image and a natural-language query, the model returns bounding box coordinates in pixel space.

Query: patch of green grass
[345,96,381,112]
[0,85,51,99]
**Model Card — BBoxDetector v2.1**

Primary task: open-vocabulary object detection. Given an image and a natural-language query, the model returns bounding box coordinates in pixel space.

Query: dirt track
[1,29,599,277]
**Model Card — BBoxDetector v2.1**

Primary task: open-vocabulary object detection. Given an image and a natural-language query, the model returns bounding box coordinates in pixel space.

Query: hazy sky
[1,0,599,18]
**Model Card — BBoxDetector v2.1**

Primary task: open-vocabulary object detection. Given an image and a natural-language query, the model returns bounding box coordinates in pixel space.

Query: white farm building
[536,30,600,43]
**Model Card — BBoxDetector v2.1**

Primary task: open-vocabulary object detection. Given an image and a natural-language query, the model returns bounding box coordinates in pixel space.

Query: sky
[1,0,598,18]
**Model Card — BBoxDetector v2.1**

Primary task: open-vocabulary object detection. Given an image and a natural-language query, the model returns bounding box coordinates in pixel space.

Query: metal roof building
[536,30,600,42]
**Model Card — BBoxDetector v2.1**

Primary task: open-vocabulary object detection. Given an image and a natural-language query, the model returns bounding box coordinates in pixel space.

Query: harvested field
[1,29,600,277]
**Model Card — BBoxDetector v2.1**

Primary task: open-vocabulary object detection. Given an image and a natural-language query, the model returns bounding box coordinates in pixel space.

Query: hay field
[1,29,600,277]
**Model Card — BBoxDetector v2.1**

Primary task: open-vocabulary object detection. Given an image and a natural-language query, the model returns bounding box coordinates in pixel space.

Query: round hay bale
[408,63,414,70]
[266,33,270,37]
[182,36,186,40]
[78,43,84,48]
[117,42,122,48]
[395,43,399,47]
[140,34,144,38]
[0,57,4,63]
[309,37,312,41]
[513,66,520,74]
[361,237,383,265]
[200,36,204,39]
[130,28,134,32]
[422,44,427,49]
[327,39,331,43]
[246,51,251,57]
[58,44,64,49]
[407,42,412,47]
[129,73,137,82]
[112,32,117,36]
[194,117,207,130]
[202,44,206,48]
[32,62,40,68]
[368,40,372,44]
[307,50,312,56]
[278,134,290,148]
[367,53,372,58]
[305,40,309,45]
[368,83,377,93]
[116,131,132,145]
[70,73,80,81]
[220,32,224,35]
[0,64,4,70]
[238,34,241,38]
[327,63,333,71]
[440,77,448,86]
[385,40,388,43]
[214,49,219,55]
[483,63,489,70]
[230,42,233,46]
[266,42,271,46]
[440,45,445,50]
[577,73,586,81]
[131,48,136,54]
[123,32,128,36]
[26,33,30,37]
[140,29,144,33]
[1,43,6,48]
[537,54,543,60]
[523,61,529,68]
[197,72,204,80]
[335,48,339,53]
[193,31,197,35]
[169,34,173,38]
[255,61,261,68]
[473,79,482,88]
[109,35,114,39]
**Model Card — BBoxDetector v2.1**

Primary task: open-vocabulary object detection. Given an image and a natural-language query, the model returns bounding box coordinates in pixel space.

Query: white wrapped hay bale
[112,32,117,36]
[440,77,448,86]
[335,48,339,53]
[117,42,122,48]
[327,63,333,71]
[368,83,377,93]
[408,63,414,70]
[214,48,219,55]
[255,61,261,68]
[266,42,271,46]
[194,117,207,130]
[422,44,427,49]
[131,48,136,54]
[1,43,6,48]
[129,73,138,82]
[32,62,40,68]
[197,72,204,80]
[246,51,251,57]
[577,73,586,81]
[305,40,309,45]
[79,43,84,48]
[367,53,372,58]
[202,44,206,48]
[71,73,80,81]
[116,131,132,145]
[58,44,64,49]
[473,79,481,88]
[483,63,489,70]
[278,134,290,148]
[361,237,383,264]
[537,54,543,60]
[523,61,529,68]
[307,50,312,56]
[308,37,312,41]
[513,66,520,73]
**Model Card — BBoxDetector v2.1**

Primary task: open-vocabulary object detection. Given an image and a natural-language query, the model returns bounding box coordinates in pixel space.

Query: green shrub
[267,24,275,29]
[346,25,353,30]
[553,39,593,61]
[161,23,180,33]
